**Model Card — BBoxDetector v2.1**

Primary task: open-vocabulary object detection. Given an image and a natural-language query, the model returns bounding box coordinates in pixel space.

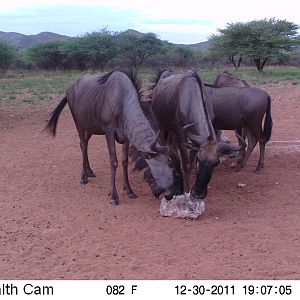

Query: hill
[0,29,210,51]
[120,29,210,50]
[0,31,70,49]
[179,41,210,51]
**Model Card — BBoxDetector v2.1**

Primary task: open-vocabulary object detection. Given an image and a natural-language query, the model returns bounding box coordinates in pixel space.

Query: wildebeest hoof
[80,178,88,185]
[254,168,262,174]
[234,165,242,172]
[128,192,137,199]
[87,170,96,177]
[123,187,137,199]
[111,199,119,205]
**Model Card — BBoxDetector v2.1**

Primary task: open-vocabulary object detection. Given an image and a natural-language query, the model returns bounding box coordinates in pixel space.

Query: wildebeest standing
[46,69,183,205]
[151,69,244,200]
[204,74,272,172]
[213,71,251,153]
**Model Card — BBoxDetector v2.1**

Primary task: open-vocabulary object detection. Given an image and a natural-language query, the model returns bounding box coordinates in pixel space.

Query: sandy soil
[0,81,299,280]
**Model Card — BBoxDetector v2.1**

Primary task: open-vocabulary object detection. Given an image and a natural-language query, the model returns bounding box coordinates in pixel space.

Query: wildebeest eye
[144,152,156,159]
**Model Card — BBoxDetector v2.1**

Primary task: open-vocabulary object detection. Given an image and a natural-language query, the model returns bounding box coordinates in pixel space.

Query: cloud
[0,5,141,36]
[0,0,299,44]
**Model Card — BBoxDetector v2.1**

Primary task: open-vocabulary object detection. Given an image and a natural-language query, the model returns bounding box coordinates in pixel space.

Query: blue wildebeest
[150,69,245,201]
[214,71,250,88]
[45,69,183,205]
[204,72,272,173]
[212,71,250,148]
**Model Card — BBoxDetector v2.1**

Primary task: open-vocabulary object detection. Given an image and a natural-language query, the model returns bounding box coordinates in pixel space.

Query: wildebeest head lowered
[151,69,245,200]
[45,69,183,205]
[130,131,183,200]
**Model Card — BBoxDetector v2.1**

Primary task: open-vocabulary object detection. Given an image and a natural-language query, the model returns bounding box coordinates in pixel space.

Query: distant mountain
[118,29,145,38]
[179,41,211,51]
[119,29,210,51]
[0,29,210,51]
[0,31,70,49]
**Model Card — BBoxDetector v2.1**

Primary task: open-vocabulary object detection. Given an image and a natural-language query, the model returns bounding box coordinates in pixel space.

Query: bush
[0,41,17,71]
[25,41,66,70]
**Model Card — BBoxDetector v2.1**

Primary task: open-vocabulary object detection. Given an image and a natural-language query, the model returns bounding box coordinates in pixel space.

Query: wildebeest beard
[128,146,164,198]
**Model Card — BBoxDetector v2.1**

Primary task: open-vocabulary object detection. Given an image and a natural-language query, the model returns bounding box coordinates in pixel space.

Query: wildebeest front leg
[237,127,247,160]
[122,142,137,199]
[105,132,120,205]
[189,149,197,176]
[178,142,191,192]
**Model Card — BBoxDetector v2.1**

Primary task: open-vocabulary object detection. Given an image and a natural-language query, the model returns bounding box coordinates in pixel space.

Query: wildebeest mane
[204,83,221,88]
[187,69,214,138]
[98,68,143,102]
[149,68,174,92]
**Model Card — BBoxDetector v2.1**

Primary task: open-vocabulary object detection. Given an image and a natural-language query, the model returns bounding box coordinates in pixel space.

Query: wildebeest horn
[235,131,247,149]
[183,123,202,144]
[150,131,170,153]
[216,131,246,154]
[182,122,198,131]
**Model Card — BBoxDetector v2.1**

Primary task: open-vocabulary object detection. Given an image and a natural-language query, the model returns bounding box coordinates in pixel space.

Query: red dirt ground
[0,82,299,280]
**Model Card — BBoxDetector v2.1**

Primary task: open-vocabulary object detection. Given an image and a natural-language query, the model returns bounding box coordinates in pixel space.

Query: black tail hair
[263,96,273,142]
[45,96,67,136]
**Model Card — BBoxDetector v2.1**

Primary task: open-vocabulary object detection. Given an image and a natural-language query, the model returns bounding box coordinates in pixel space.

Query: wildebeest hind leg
[122,142,137,199]
[84,131,96,178]
[77,128,89,185]
[105,132,120,205]
[236,129,257,172]
[255,139,266,173]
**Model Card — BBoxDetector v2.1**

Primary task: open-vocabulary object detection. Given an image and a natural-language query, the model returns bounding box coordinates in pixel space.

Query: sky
[0,0,299,44]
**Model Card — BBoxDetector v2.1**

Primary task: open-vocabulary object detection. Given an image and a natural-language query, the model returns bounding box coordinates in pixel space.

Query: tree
[209,18,300,71]
[209,22,248,68]
[172,46,195,68]
[81,29,117,70]
[0,41,16,71]
[117,32,163,71]
[243,18,299,71]
[25,41,66,70]
[60,38,89,71]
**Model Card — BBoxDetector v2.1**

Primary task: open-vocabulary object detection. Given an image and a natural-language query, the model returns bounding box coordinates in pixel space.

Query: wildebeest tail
[45,96,67,136]
[263,96,273,142]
